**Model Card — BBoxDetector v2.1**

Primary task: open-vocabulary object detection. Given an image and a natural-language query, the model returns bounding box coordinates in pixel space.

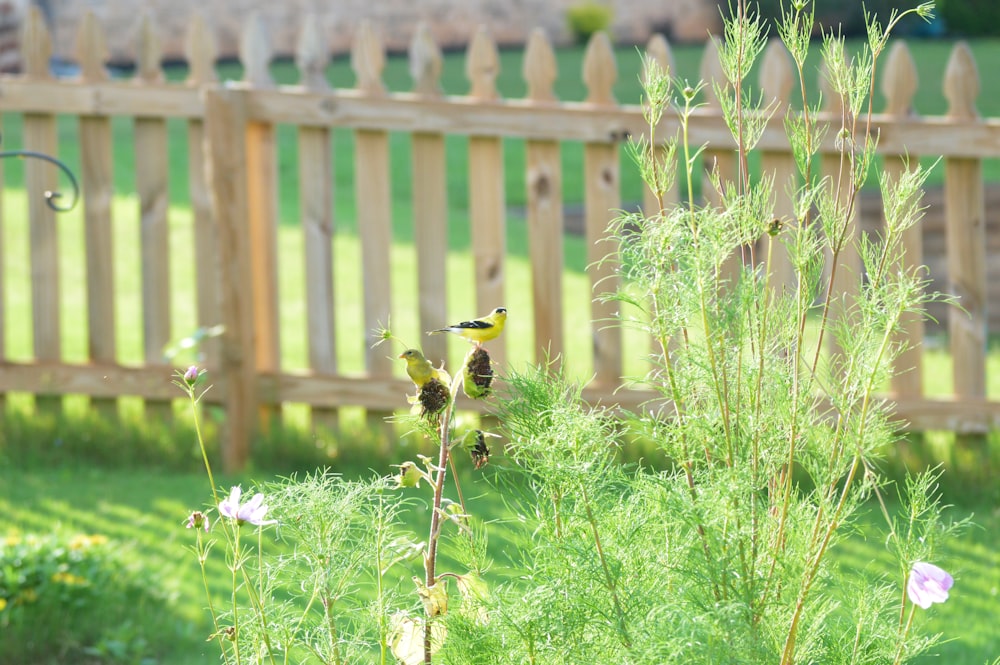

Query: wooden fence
[0,8,997,470]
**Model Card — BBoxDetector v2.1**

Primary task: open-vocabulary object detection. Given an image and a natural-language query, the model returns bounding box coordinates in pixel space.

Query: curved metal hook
[0,149,80,212]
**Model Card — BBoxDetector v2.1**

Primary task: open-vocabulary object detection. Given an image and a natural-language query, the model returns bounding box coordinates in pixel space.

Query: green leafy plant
[566,1,614,43]
[181,3,969,664]
[0,532,181,664]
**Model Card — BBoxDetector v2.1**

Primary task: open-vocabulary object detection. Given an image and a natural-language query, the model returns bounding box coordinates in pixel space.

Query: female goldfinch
[429,307,507,347]
[398,349,451,388]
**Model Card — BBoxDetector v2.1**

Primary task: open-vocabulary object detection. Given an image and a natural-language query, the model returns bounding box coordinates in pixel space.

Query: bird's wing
[449,318,495,330]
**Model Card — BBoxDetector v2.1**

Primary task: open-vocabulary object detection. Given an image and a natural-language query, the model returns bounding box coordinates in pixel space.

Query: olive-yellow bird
[398,349,450,388]
[429,307,507,347]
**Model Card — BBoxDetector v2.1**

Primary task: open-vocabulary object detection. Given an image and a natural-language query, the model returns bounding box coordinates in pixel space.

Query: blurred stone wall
[39,0,720,64]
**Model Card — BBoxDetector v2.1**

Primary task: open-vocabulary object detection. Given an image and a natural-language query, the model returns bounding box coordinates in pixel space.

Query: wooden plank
[75,11,117,420]
[526,139,564,364]
[0,115,4,410]
[135,115,172,421]
[1,75,1000,159]
[523,29,563,366]
[203,87,257,471]
[945,157,986,398]
[298,125,338,433]
[411,132,449,366]
[188,119,221,367]
[245,119,281,428]
[355,127,394,442]
[80,115,117,417]
[4,359,1000,434]
[467,135,507,365]
[583,141,622,386]
[24,113,60,366]
[878,42,924,401]
[186,10,221,369]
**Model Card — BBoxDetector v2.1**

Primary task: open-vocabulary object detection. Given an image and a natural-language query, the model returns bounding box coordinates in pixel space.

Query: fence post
[943,41,988,476]
[203,86,257,471]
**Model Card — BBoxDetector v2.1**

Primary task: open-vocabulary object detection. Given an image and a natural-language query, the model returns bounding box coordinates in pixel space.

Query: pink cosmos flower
[218,486,277,527]
[907,561,953,609]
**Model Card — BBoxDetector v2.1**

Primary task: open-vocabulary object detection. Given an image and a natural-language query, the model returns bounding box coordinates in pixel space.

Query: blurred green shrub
[566,1,614,43]
[752,0,923,36]
[937,0,1000,36]
[0,531,182,664]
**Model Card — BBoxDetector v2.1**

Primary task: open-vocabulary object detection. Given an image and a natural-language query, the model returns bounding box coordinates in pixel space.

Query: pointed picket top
[351,20,385,95]
[943,40,979,120]
[135,13,164,84]
[409,21,442,96]
[296,16,329,91]
[880,41,917,116]
[75,11,108,83]
[643,33,675,87]
[240,12,274,88]
[185,12,218,85]
[698,36,724,107]
[583,31,616,105]
[22,5,52,80]
[465,25,499,100]
[759,39,793,111]
[523,28,557,103]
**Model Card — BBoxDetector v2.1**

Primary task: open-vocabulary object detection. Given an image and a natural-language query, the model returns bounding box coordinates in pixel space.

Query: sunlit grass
[1,464,996,665]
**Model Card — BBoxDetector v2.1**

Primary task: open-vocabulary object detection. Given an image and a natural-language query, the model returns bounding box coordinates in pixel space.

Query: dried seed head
[463,346,493,399]
[418,377,450,417]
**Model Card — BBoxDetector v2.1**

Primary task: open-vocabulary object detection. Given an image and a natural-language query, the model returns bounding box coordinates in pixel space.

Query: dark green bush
[751,0,920,36]
[0,531,184,664]
[566,1,614,43]
[938,0,1000,36]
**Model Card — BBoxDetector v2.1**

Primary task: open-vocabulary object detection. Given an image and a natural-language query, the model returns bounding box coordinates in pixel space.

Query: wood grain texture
[203,88,257,470]
[411,132,448,366]
[584,141,621,386]
[526,139,564,365]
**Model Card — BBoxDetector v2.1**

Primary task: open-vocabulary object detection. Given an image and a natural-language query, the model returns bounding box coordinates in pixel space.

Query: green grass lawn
[1,462,997,664]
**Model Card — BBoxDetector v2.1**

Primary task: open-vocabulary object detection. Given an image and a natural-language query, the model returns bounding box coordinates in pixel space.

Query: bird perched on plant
[429,307,507,347]
[398,349,451,389]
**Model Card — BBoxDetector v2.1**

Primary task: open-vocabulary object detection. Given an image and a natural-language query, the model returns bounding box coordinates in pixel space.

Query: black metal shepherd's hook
[0,148,80,213]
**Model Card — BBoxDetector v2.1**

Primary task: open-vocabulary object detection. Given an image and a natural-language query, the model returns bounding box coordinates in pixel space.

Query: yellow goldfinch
[429,307,507,347]
[398,349,451,388]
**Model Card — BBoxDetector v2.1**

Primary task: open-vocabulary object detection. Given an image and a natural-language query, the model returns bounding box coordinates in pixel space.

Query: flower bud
[183,365,199,386]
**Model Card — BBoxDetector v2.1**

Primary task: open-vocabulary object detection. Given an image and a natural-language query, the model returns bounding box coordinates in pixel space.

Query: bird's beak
[398,352,406,359]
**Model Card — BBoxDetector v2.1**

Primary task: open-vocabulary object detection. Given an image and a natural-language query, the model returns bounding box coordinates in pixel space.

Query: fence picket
[582,31,621,385]
[134,14,172,422]
[22,7,60,414]
[759,39,796,297]
[296,16,338,436]
[352,21,395,445]
[409,23,449,366]
[466,26,507,366]
[943,42,986,457]
[240,13,281,430]
[524,29,564,365]
[882,41,924,401]
[185,13,221,369]
[204,87,255,470]
[77,12,117,420]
